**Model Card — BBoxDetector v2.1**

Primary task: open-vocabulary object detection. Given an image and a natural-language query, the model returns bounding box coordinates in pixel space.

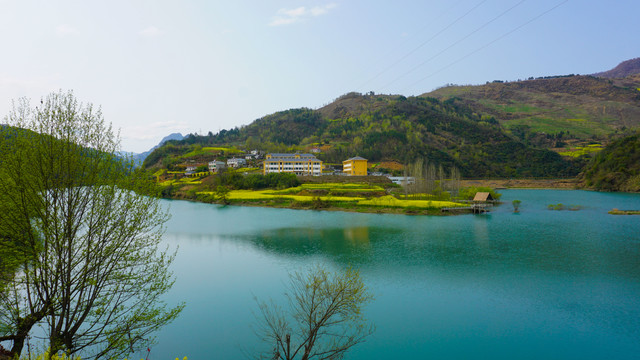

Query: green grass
[203,189,465,210]
[357,195,465,209]
[209,190,365,202]
[558,144,603,157]
[505,117,611,138]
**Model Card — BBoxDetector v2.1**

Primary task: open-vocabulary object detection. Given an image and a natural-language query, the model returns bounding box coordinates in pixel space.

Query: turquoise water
[148,190,640,359]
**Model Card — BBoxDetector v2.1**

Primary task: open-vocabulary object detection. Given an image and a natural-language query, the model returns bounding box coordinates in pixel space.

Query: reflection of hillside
[226,227,378,261]
[221,219,640,280]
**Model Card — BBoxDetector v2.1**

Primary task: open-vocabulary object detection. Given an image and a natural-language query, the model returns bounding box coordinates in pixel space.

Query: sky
[1,0,638,153]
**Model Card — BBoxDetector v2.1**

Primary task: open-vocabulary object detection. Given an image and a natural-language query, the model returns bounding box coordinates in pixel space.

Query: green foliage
[458,187,502,200]
[582,132,640,191]
[213,172,300,191]
[215,185,231,205]
[512,199,521,212]
[144,93,580,179]
[0,91,182,360]
[195,164,209,173]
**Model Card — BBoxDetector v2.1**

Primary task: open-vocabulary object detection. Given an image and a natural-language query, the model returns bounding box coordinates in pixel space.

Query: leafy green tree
[255,266,374,360]
[0,91,183,360]
[215,185,231,205]
[512,199,521,212]
[195,164,209,173]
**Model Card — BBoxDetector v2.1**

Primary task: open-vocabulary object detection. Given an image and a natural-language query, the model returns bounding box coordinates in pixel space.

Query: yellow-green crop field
[211,190,364,202]
[357,196,465,209]
[558,144,603,157]
[206,190,464,209]
[160,177,203,186]
[153,169,166,177]
[269,183,384,195]
[299,183,384,190]
[202,147,244,153]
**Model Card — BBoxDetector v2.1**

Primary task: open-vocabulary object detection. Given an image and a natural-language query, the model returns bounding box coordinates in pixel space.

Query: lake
[148,189,640,360]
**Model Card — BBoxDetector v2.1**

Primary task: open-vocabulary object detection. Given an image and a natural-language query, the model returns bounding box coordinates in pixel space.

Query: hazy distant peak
[158,132,184,144]
[593,57,640,79]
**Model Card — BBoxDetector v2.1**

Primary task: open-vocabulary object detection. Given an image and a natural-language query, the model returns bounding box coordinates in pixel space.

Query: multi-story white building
[208,160,226,173]
[263,153,323,176]
[227,157,247,168]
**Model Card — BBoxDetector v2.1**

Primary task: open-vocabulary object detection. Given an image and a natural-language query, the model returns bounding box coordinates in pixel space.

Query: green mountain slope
[426,75,640,145]
[581,132,640,192]
[144,93,579,178]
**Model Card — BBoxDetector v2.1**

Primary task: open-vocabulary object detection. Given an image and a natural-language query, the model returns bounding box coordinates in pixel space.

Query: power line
[401,0,570,93]
[356,0,485,93]
[377,0,528,93]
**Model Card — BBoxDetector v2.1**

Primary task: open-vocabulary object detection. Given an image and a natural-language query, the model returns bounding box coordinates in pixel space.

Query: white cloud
[55,24,77,36]
[139,26,163,38]
[269,3,337,26]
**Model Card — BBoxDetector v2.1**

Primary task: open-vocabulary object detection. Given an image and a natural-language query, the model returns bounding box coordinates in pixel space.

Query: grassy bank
[195,183,468,215]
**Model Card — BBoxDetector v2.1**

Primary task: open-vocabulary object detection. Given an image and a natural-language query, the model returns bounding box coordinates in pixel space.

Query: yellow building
[343,156,368,176]
[263,153,323,176]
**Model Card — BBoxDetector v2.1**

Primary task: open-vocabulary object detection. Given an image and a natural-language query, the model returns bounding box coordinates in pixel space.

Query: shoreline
[166,178,583,216]
[460,178,579,190]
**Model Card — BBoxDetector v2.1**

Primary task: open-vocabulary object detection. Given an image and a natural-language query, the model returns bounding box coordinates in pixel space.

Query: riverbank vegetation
[157,168,508,215]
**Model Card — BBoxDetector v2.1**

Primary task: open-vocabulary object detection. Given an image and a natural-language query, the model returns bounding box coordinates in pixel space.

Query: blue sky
[1,0,638,152]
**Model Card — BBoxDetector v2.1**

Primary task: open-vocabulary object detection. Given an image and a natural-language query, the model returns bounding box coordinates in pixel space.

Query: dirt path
[461,178,579,189]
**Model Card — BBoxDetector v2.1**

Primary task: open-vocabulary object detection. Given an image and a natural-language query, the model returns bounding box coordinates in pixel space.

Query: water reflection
[155,190,640,360]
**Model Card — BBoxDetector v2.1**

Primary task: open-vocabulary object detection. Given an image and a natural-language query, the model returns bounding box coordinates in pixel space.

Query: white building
[263,153,323,176]
[208,160,226,173]
[227,157,247,168]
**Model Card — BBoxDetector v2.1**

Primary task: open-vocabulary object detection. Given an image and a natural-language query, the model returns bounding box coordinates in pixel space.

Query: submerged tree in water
[512,199,522,213]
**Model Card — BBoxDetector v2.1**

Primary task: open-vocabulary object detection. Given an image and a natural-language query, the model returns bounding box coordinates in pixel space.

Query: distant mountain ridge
[132,132,184,165]
[592,58,640,78]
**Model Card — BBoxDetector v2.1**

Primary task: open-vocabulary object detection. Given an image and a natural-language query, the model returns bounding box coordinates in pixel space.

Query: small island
[608,209,640,215]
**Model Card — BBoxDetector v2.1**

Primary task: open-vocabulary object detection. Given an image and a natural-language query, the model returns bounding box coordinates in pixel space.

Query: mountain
[592,58,640,79]
[426,74,640,147]
[132,132,184,165]
[143,58,640,182]
[144,94,578,178]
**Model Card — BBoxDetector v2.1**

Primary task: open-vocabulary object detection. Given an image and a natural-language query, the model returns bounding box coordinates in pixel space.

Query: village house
[227,157,247,168]
[263,153,323,176]
[343,156,368,176]
[208,160,226,173]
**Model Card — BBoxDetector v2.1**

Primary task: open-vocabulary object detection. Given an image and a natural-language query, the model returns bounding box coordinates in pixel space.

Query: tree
[512,199,522,213]
[215,185,231,205]
[0,91,183,359]
[255,266,374,360]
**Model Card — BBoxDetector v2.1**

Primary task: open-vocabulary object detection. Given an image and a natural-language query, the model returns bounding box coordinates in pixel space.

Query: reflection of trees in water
[220,222,640,280]
[231,227,378,263]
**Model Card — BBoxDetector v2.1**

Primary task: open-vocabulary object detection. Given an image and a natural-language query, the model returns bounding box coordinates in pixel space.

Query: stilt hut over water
[473,192,494,202]
[471,192,494,214]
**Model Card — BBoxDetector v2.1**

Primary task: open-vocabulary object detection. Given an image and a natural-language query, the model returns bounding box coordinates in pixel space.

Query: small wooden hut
[473,192,494,202]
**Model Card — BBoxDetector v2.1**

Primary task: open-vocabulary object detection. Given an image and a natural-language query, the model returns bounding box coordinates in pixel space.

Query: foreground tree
[255,266,374,360]
[0,91,183,359]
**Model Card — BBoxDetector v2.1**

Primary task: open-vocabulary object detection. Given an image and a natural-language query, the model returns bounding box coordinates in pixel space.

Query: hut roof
[473,192,494,202]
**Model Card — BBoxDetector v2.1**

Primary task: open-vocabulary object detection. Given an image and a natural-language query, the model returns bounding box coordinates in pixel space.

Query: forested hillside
[144,93,579,178]
[581,132,640,192]
[144,65,640,181]
[427,75,640,148]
